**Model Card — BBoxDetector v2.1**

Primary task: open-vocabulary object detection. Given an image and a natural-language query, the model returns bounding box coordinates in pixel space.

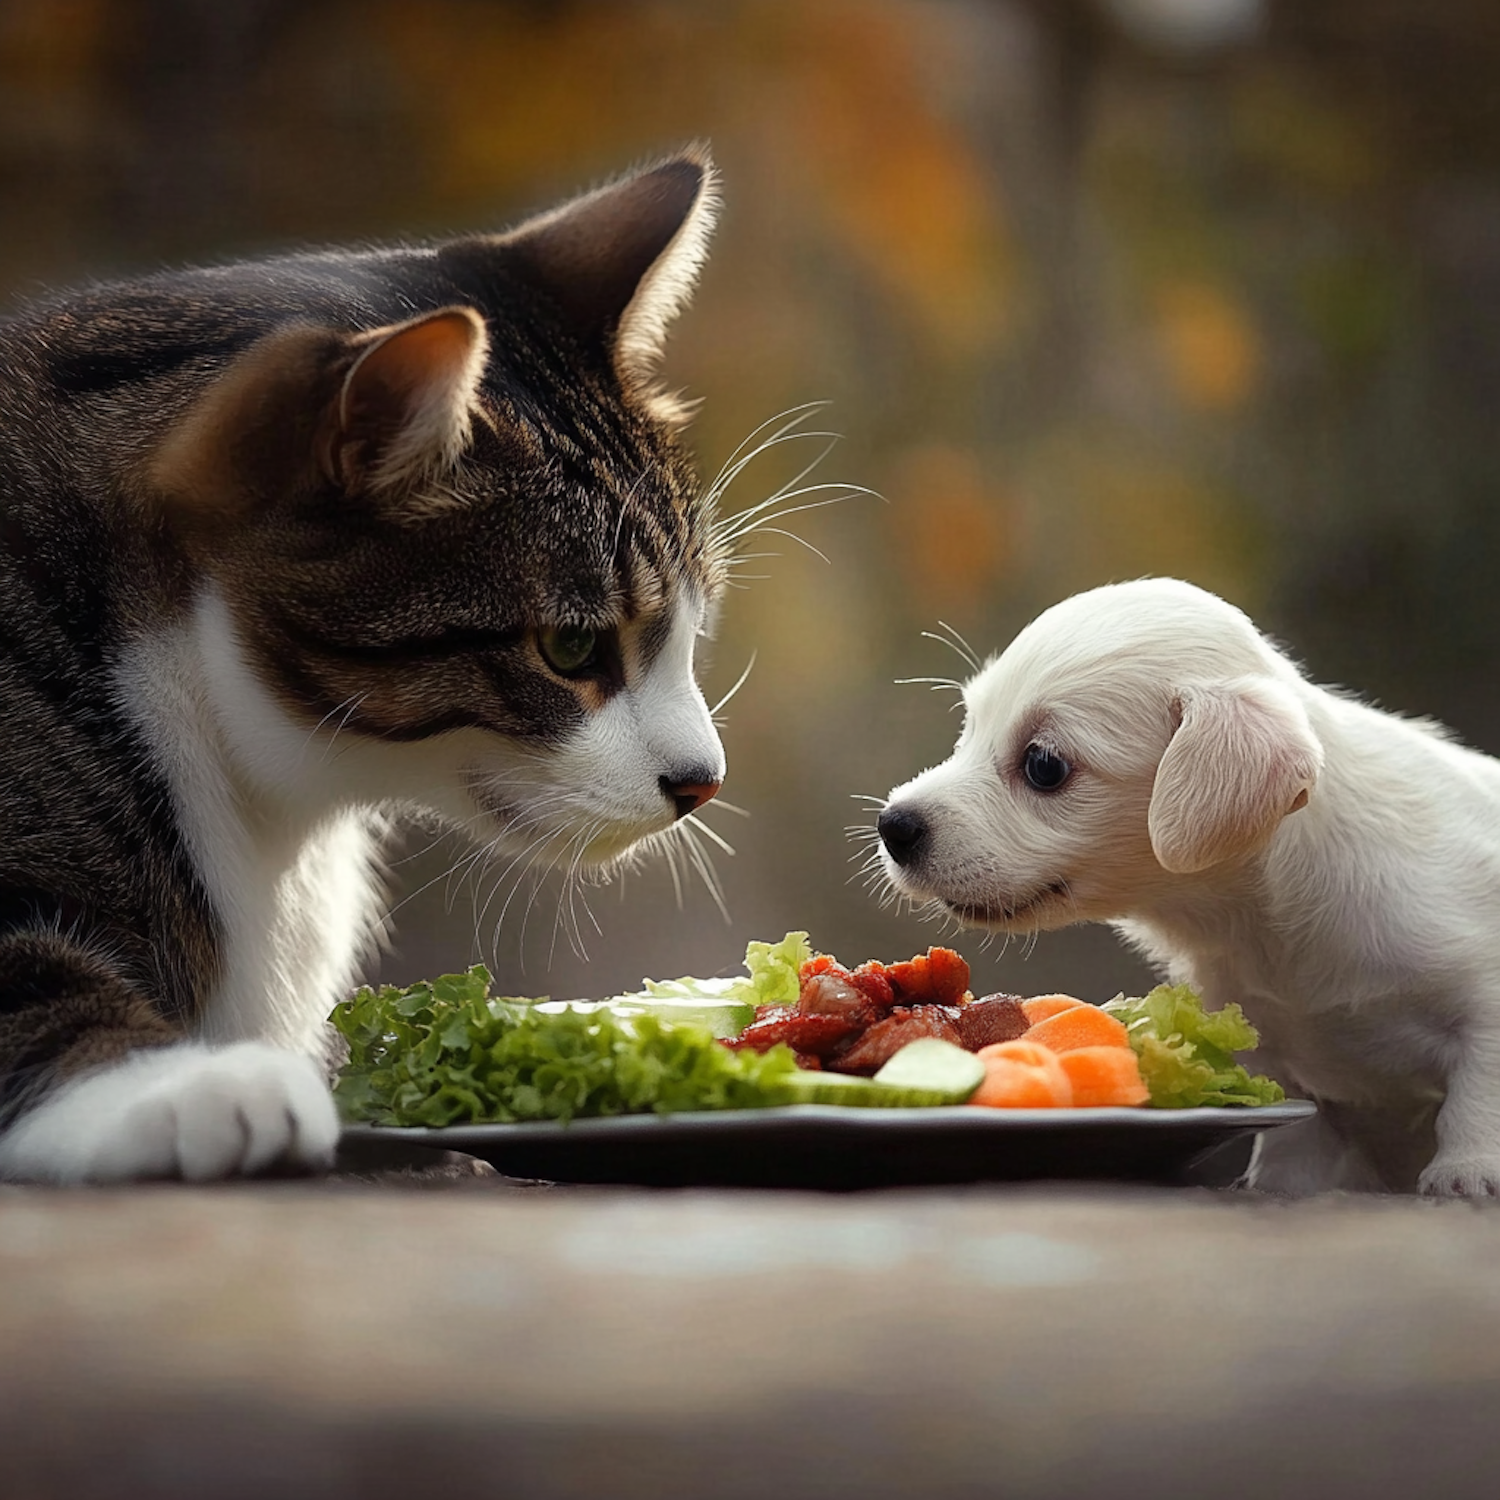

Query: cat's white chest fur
[113,587,388,1052]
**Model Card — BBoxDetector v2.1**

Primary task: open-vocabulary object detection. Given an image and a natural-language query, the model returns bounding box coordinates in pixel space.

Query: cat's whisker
[700,796,749,819]
[379,836,488,926]
[661,828,687,910]
[714,474,879,542]
[476,816,571,958]
[548,819,602,965]
[709,651,756,718]
[735,526,832,567]
[711,438,844,535]
[295,691,369,767]
[682,811,735,858]
[674,819,731,922]
[507,820,585,968]
[703,402,832,509]
[706,399,829,476]
[713,483,875,551]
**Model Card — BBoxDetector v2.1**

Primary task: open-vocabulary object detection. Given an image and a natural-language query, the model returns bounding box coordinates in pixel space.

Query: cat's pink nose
[661,776,721,819]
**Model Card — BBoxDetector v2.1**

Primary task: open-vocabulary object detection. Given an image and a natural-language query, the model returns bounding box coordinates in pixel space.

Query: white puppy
[878,577,1500,1196]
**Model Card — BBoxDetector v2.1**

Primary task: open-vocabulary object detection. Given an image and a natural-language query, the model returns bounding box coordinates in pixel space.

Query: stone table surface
[3,1161,1499,1500]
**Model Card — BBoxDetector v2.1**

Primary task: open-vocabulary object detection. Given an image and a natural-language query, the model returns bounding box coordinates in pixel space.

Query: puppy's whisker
[922,619,983,674]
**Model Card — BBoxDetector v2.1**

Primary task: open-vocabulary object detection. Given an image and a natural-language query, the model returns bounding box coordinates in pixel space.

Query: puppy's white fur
[880,578,1500,1196]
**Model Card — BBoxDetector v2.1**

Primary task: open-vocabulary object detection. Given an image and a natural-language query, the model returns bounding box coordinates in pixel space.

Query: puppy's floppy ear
[1148,677,1323,875]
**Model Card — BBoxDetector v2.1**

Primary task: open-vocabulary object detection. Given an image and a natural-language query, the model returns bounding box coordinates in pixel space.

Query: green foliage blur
[6,0,1499,1002]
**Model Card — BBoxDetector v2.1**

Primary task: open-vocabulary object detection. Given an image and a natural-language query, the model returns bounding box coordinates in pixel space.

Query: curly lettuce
[330,965,800,1128]
[1102,984,1285,1108]
[608,930,812,1017]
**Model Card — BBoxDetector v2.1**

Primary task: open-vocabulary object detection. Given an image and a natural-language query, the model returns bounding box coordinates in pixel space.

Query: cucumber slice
[873,1037,986,1099]
[781,1039,985,1108]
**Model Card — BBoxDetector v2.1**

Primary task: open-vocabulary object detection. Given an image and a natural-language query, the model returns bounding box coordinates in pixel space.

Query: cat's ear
[452,147,718,414]
[325,307,489,498]
[149,307,488,522]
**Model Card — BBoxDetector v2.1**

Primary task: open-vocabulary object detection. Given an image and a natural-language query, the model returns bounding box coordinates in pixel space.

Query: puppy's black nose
[878,804,929,868]
[660,772,721,820]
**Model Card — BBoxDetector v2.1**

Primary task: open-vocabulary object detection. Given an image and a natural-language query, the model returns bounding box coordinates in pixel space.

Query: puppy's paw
[1418,1155,1500,1199]
[0,1043,339,1184]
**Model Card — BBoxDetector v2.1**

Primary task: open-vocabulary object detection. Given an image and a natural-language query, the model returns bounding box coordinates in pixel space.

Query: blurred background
[4,0,1499,1003]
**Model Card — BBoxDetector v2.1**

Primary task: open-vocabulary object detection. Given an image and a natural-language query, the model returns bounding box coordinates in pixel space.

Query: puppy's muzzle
[878,804,929,868]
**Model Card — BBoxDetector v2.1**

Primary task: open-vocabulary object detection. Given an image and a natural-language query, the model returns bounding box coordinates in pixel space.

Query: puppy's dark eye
[538,624,598,676]
[1022,743,1072,792]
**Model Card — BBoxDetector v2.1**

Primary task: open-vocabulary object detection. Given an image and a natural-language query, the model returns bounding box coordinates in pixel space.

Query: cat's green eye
[538,623,598,676]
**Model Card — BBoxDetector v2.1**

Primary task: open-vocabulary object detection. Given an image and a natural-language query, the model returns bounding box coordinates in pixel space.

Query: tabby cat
[0,150,728,1182]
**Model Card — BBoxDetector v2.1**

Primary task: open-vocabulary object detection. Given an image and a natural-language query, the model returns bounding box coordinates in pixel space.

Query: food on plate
[971,1040,1075,1109]
[328,933,1285,1127]
[1054,1046,1152,1108]
[1101,985,1285,1108]
[1020,1003,1132,1055]
[782,1039,985,1108]
[330,967,801,1128]
[1019,994,1089,1025]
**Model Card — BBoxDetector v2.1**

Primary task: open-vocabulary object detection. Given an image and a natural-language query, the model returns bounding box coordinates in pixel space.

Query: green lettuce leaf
[607,930,811,1016]
[1101,984,1285,1108]
[330,964,801,1127]
[742,930,813,1007]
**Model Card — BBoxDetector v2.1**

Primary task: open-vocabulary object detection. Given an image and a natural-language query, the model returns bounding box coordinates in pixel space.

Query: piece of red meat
[828,1004,963,1075]
[925,947,971,1005]
[726,1010,861,1057]
[850,962,897,1010]
[955,995,1029,1051]
[882,955,930,1004]
[883,947,971,1007]
[797,969,879,1026]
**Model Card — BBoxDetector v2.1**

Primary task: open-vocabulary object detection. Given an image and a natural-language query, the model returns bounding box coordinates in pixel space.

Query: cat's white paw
[1418,1155,1500,1199]
[0,1043,339,1184]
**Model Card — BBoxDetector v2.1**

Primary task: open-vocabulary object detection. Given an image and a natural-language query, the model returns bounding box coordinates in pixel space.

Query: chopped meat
[883,947,971,1007]
[830,1004,963,1075]
[926,947,972,1005]
[850,962,897,1010]
[956,995,1030,1052]
[798,969,878,1025]
[751,1003,797,1025]
[727,1010,861,1057]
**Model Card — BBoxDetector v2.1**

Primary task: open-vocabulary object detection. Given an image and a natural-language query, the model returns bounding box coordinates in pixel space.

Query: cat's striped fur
[0,151,727,1181]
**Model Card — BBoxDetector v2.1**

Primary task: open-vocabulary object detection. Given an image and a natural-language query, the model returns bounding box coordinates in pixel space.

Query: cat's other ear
[149,307,488,522]
[326,307,488,498]
[451,146,718,414]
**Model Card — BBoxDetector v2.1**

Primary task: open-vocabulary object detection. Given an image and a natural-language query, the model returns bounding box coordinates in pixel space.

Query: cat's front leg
[0,934,338,1184]
[0,1042,339,1184]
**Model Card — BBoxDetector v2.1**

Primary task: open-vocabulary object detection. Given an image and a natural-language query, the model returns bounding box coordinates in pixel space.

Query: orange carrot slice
[971,1040,1073,1108]
[1019,994,1087,1026]
[1055,1045,1149,1107]
[1022,1004,1131,1054]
